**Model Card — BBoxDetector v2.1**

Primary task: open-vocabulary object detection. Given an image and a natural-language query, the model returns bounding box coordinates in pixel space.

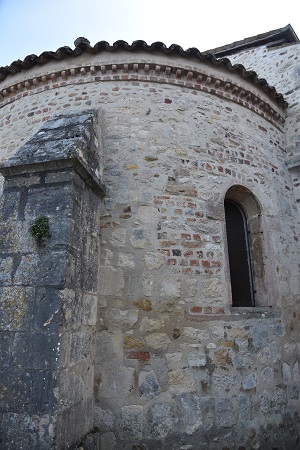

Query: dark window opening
[225,200,255,307]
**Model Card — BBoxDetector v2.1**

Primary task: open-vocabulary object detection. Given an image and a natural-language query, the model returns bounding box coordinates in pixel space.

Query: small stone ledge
[185,306,279,321]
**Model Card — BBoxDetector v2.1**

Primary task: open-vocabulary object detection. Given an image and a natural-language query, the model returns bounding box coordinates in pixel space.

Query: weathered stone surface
[146,402,175,439]
[139,370,161,399]
[100,267,124,296]
[242,373,257,390]
[145,251,165,270]
[120,405,143,439]
[124,335,145,348]
[179,393,202,435]
[1,34,300,450]
[94,406,115,431]
[98,362,135,399]
[105,308,138,329]
[145,332,171,350]
[140,317,166,332]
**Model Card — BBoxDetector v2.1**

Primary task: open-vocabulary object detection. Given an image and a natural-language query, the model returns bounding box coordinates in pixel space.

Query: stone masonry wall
[0,110,104,449]
[227,41,300,212]
[0,48,299,449]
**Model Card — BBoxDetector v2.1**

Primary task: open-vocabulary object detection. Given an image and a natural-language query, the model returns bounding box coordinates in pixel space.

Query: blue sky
[0,0,299,67]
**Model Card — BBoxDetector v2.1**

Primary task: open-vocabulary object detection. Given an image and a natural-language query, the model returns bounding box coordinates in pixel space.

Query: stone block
[100,267,124,296]
[94,406,115,431]
[120,405,143,439]
[242,373,257,390]
[168,368,195,393]
[179,393,202,435]
[140,317,166,332]
[0,286,35,331]
[70,332,92,366]
[105,308,138,329]
[145,333,171,350]
[139,370,161,399]
[98,362,134,399]
[146,402,175,439]
[216,397,237,427]
[99,432,117,449]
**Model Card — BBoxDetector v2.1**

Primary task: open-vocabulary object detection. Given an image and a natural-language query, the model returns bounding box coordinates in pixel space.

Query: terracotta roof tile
[0,38,288,108]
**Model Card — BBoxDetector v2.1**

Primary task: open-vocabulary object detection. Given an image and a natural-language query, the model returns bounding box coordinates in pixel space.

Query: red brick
[127,351,150,361]
[203,307,212,314]
[161,240,176,247]
[181,233,191,240]
[202,260,210,267]
[167,258,177,265]
[190,260,199,266]
[190,306,202,314]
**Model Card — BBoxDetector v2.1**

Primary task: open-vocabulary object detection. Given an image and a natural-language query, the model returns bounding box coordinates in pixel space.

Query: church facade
[0,25,300,449]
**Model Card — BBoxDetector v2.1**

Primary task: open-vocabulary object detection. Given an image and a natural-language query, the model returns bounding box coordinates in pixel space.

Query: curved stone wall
[0,48,299,449]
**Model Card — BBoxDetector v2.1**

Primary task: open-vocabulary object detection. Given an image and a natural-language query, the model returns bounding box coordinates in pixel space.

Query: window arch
[224,185,268,307]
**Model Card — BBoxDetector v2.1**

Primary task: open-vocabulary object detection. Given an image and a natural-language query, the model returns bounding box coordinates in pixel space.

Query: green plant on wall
[29,216,51,246]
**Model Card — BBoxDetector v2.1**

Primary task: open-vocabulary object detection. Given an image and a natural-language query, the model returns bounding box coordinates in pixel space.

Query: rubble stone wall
[0,48,299,449]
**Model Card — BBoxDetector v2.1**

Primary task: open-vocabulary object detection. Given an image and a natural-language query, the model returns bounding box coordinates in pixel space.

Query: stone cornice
[0,62,285,129]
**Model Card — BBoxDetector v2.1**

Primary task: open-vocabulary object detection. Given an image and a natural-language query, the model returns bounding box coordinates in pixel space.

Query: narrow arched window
[224,200,255,307]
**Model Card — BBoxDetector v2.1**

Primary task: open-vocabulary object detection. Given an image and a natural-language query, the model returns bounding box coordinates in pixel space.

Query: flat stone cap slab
[0,109,106,196]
